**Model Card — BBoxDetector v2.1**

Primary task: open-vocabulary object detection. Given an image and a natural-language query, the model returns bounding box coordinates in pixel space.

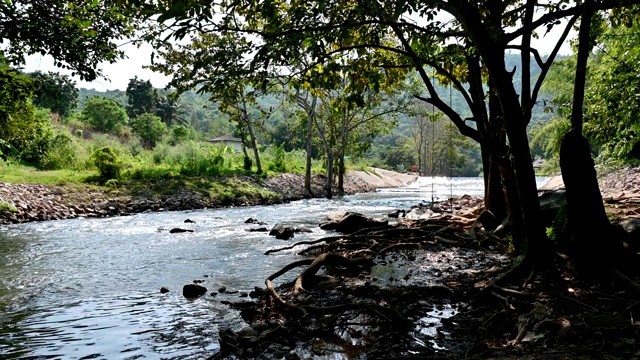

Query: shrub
[81,97,128,133]
[38,131,79,170]
[131,113,168,148]
[243,155,252,171]
[266,144,287,173]
[90,146,122,180]
[169,125,190,145]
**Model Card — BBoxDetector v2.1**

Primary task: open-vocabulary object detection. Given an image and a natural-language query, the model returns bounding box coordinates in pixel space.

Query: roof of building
[206,135,242,143]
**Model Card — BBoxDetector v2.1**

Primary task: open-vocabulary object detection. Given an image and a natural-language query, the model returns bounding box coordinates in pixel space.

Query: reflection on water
[0,176,548,358]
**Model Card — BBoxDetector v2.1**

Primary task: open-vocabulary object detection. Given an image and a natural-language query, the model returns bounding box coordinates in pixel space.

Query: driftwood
[264,252,408,324]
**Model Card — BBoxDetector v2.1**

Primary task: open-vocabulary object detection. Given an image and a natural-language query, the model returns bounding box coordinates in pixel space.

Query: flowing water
[0,177,549,359]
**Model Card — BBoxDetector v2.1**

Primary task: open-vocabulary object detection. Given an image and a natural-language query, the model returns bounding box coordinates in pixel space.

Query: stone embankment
[0,183,216,224]
[0,169,418,225]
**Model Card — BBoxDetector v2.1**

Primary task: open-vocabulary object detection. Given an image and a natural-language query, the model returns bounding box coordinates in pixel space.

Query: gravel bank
[0,169,418,225]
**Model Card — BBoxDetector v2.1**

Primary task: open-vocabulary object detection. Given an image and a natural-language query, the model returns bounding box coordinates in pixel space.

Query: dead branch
[265,238,329,255]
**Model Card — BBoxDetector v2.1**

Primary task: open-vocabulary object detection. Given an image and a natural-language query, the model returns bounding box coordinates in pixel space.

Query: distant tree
[382,144,415,172]
[132,113,168,148]
[156,93,188,128]
[126,77,158,119]
[29,71,79,117]
[81,97,128,133]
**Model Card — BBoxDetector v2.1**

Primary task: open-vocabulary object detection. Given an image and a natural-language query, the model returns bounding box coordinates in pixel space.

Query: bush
[39,132,76,170]
[169,125,190,145]
[266,144,287,173]
[81,97,128,133]
[91,146,122,180]
[131,112,168,148]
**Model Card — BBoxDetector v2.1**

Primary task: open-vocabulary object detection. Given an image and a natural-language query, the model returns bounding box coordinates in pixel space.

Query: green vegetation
[91,147,122,180]
[0,201,17,213]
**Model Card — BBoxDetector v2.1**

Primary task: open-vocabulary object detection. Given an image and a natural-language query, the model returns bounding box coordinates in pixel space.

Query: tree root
[292,253,372,294]
[610,267,640,292]
[263,252,410,326]
[265,238,329,255]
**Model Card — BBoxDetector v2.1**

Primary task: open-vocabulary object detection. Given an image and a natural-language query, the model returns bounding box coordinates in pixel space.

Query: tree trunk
[246,120,262,174]
[337,154,345,196]
[326,152,333,199]
[560,2,619,272]
[304,96,317,198]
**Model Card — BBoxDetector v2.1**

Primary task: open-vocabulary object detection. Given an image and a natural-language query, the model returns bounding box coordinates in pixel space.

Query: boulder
[616,218,640,249]
[269,224,295,240]
[333,212,388,235]
[183,284,207,298]
[245,217,267,225]
[538,190,566,228]
[184,219,196,223]
[160,287,170,293]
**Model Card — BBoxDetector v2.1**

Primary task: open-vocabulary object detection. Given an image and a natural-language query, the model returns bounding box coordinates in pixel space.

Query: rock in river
[183,284,207,298]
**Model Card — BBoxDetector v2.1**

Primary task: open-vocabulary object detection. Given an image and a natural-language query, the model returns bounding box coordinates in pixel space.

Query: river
[0,176,549,359]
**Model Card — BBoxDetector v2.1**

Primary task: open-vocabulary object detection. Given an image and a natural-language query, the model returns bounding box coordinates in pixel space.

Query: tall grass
[4,118,342,185]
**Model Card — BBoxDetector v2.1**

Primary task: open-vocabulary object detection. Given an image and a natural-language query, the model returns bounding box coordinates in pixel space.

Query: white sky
[23,22,575,92]
[24,42,172,91]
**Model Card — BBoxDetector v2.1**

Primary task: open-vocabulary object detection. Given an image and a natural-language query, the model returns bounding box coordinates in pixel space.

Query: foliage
[266,144,287,173]
[28,71,79,117]
[0,62,37,155]
[131,113,168,148]
[156,93,187,128]
[91,146,122,180]
[81,97,129,133]
[39,132,77,170]
[584,22,640,161]
[169,125,190,145]
[0,0,140,81]
[0,201,17,213]
[126,77,158,119]
[530,117,571,173]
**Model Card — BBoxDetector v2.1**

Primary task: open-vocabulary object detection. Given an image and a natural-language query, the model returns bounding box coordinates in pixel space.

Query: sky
[22,21,575,92]
[24,42,172,92]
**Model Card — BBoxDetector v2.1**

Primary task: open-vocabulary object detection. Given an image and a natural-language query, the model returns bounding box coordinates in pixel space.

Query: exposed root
[611,267,640,292]
[292,253,372,294]
[265,238,329,255]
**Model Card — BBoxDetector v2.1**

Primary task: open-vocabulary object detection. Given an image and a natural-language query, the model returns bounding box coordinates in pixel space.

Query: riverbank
[0,168,418,225]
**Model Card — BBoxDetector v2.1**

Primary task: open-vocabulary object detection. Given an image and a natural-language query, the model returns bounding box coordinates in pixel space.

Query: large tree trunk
[560,3,619,272]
